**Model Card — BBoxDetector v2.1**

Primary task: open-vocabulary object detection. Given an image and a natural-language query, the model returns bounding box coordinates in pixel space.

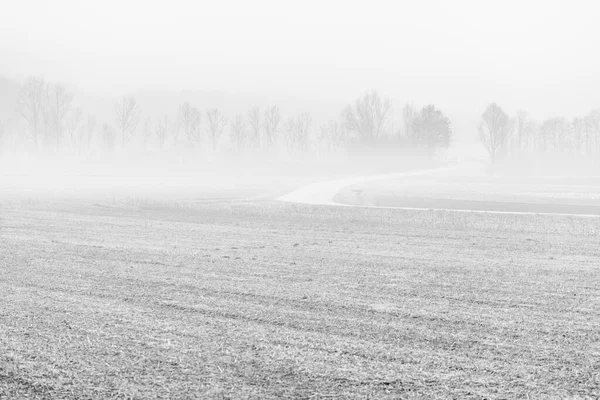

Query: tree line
[1,76,455,161]
[479,103,600,163]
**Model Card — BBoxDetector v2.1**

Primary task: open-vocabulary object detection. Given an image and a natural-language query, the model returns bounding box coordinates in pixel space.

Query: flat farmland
[1,198,599,399]
[336,175,600,216]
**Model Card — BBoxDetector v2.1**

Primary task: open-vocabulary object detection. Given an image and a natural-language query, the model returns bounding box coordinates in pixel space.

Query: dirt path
[277,162,600,218]
[277,163,469,205]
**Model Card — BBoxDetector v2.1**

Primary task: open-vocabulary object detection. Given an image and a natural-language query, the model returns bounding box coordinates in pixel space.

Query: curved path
[277,164,463,206]
[277,163,600,218]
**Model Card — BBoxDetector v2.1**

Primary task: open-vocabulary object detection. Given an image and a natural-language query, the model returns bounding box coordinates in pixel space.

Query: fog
[1,0,600,203]
[3,3,600,397]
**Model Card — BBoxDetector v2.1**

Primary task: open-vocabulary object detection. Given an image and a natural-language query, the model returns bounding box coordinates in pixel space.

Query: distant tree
[141,117,152,148]
[262,106,280,147]
[0,119,4,154]
[554,117,573,154]
[101,123,116,154]
[572,117,587,155]
[66,108,82,152]
[295,112,311,153]
[283,113,311,154]
[155,115,170,149]
[45,82,73,150]
[284,118,296,154]
[180,102,202,146]
[169,113,181,147]
[342,90,391,144]
[17,76,47,150]
[584,110,600,156]
[230,114,246,149]
[114,95,141,151]
[402,103,416,140]
[539,117,569,154]
[82,114,97,153]
[319,120,346,148]
[478,103,511,163]
[412,105,452,157]
[511,110,529,155]
[247,107,261,148]
[205,108,227,151]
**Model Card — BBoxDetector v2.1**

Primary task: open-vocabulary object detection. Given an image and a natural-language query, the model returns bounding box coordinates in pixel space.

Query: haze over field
[1,0,600,146]
[2,2,600,399]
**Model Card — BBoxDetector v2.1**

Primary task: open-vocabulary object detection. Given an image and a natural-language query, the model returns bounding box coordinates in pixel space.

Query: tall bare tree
[230,114,246,149]
[180,102,202,146]
[478,103,511,163]
[66,108,82,152]
[247,107,261,148]
[262,106,281,147]
[101,123,116,154]
[0,119,4,154]
[284,113,311,154]
[584,110,600,156]
[141,117,152,148]
[155,115,170,149]
[169,113,181,147]
[46,83,73,150]
[319,120,346,149]
[114,95,141,151]
[17,76,47,150]
[283,118,296,154]
[82,114,97,153]
[205,108,227,151]
[402,103,416,140]
[511,110,530,156]
[342,90,391,144]
[295,113,311,152]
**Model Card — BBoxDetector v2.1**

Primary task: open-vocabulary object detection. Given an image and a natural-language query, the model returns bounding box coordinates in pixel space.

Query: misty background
[1,0,599,176]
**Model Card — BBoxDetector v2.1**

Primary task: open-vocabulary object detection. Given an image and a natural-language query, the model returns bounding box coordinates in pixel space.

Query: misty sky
[1,0,599,120]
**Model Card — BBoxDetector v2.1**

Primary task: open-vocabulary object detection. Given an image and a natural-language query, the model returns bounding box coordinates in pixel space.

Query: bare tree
[180,102,202,146]
[230,114,246,149]
[114,95,141,151]
[169,113,181,147]
[0,119,4,155]
[66,108,82,152]
[572,117,587,155]
[538,117,569,154]
[247,107,261,148]
[141,117,152,148]
[263,106,281,147]
[511,110,529,156]
[284,113,311,154]
[101,123,116,154]
[205,108,227,151]
[402,103,416,140]
[412,105,452,158]
[82,114,97,153]
[17,76,47,150]
[319,120,346,149]
[478,103,511,163]
[283,118,296,154]
[295,112,311,152]
[46,83,73,150]
[584,110,600,156]
[342,90,391,144]
[155,115,170,149]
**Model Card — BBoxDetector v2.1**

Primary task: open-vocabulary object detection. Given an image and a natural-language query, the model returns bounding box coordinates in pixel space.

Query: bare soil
[1,199,599,398]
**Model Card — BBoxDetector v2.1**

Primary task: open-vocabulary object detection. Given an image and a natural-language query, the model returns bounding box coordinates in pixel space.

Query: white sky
[1,0,599,120]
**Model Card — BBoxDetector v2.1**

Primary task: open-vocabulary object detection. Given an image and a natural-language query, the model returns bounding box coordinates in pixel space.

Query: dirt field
[1,196,599,399]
